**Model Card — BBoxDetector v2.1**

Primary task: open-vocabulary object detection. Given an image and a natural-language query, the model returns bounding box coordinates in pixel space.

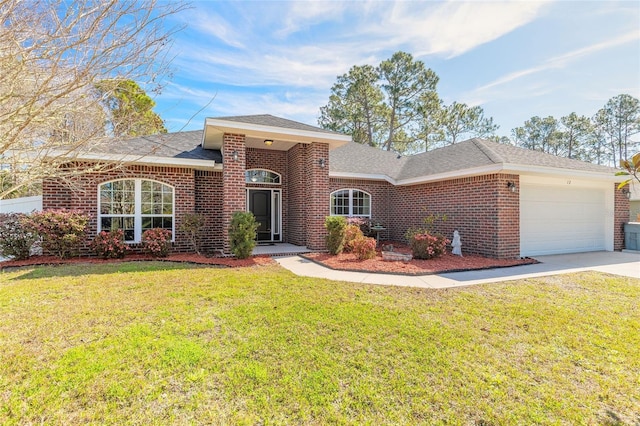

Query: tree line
[318,51,639,167]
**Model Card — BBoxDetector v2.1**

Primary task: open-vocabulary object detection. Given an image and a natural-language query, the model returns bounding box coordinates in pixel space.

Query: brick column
[495,174,520,259]
[305,142,330,250]
[614,183,630,251]
[221,133,247,254]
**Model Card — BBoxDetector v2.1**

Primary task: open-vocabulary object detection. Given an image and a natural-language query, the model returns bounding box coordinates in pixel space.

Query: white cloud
[366,1,550,58]
[183,9,245,49]
[475,29,640,93]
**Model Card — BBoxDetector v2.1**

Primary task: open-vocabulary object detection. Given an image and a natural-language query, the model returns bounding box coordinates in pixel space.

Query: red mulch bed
[302,243,537,275]
[0,253,275,270]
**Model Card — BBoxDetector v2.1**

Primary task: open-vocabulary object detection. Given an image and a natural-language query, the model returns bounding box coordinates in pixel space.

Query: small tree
[229,212,258,259]
[0,213,38,260]
[617,152,640,190]
[324,216,347,255]
[23,209,89,259]
[179,213,206,255]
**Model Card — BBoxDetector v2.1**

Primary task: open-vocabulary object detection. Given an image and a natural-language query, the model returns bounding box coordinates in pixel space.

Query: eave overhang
[202,118,351,151]
[330,163,623,186]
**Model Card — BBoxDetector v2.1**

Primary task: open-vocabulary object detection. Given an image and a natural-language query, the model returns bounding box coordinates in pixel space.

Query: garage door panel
[520,184,606,256]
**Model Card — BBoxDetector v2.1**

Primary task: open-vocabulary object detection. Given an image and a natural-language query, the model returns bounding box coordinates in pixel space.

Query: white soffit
[202,118,351,151]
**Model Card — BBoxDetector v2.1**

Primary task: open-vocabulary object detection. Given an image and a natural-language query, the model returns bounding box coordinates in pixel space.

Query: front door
[249,190,272,241]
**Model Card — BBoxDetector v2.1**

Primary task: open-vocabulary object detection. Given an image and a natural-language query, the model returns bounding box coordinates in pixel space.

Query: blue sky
[154,0,640,138]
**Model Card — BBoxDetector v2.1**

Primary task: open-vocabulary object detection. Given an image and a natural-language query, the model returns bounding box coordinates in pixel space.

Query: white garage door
[520,184,607,256]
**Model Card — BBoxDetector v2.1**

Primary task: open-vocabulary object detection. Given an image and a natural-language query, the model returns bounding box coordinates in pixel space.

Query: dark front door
[249,190,271,241]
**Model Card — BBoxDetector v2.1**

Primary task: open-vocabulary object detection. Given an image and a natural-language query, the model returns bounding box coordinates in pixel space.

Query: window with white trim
[330,189,371,217]
[98,179,174,242]
[245,169,281,184]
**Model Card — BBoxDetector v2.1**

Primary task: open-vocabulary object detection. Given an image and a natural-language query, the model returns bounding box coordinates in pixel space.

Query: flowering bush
[344,224,364,252]
[142,228,172,257]
[410,232,450,260]
[90,229,129,259]
[352,236,377,260]
[23,209,89,259]
[0,213,38,260]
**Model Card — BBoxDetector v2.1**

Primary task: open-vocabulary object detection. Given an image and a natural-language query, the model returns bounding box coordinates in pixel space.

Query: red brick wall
[194,170,223,253]
[389,173,521,259]
[42,163,196,254]
[305,142,330,249]
[221,133,247,253]
[614,183,630,250]
[286,144,307,246]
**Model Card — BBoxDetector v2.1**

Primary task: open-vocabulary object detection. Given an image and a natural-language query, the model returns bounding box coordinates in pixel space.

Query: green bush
[352,236,377,260]
[179,213,206,255]
[23,209,89,259]
[229,211,258,259]
[324,216,347,255]
[0,213,38,260]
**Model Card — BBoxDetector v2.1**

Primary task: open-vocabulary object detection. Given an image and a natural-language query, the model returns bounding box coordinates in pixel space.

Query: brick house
[43,114,629,259]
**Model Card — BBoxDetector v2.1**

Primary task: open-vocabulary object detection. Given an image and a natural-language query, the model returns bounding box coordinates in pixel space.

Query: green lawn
[0,262,638,425]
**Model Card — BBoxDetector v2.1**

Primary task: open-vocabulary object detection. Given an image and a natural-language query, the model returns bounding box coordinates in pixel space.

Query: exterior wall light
[318,158,326,168]
[506,181,517,193]
[231,150,239,162]
[621,187,631,199]
[264,139,273,146]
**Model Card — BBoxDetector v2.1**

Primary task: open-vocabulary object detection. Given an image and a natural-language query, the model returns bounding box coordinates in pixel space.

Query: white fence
[0,195,43,214]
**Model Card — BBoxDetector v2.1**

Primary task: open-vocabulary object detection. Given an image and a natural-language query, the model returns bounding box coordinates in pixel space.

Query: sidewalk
[275,251,640,289]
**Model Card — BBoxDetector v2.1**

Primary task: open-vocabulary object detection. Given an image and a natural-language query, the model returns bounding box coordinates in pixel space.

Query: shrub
[324,216,347,255]
[404,212,448,242]
[344,224,364,252]
[229,211,258,259]
[179,213,206,255]
[90,229,129,259]
[23,209,89,259]
[352,236,377,260]
[410,232,450,260]
[142,228,172,257]
[0,213,38,260]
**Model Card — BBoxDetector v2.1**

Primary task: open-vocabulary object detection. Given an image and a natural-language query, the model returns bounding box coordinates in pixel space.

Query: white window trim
[245,168,282,185]
[97,178,175,243]
[330,188,372,217]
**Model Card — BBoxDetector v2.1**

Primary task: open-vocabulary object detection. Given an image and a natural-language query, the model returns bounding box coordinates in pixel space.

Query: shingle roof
[212,114,342,135]
[330,138,615,181]
[93,130,222,162]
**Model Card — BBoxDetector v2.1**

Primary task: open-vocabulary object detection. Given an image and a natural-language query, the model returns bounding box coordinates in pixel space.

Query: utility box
[624,222,640,251]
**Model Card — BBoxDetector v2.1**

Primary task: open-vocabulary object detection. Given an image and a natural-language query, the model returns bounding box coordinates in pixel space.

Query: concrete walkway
[275,251,640,289]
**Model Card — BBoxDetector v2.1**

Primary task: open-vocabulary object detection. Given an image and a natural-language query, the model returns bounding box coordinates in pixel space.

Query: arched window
[98,179,174,242]
[330,189,371,217]
[245,169,281,184]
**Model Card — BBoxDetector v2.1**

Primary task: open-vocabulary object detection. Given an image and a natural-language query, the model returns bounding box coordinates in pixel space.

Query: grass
[0,262,638,425]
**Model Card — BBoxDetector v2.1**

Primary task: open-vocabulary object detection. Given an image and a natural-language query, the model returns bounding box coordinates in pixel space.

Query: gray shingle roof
[330,138,615,181]
[93,130,222,162]
[212,114,342,135]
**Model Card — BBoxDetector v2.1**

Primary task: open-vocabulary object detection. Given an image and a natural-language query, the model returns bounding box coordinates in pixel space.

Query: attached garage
[520,176,614,256]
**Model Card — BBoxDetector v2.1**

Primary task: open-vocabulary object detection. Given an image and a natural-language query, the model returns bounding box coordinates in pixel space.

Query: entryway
[247,189,282,242]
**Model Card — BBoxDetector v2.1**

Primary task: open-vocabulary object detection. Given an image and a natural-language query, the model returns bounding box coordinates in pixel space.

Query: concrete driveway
[275,251,640,289]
